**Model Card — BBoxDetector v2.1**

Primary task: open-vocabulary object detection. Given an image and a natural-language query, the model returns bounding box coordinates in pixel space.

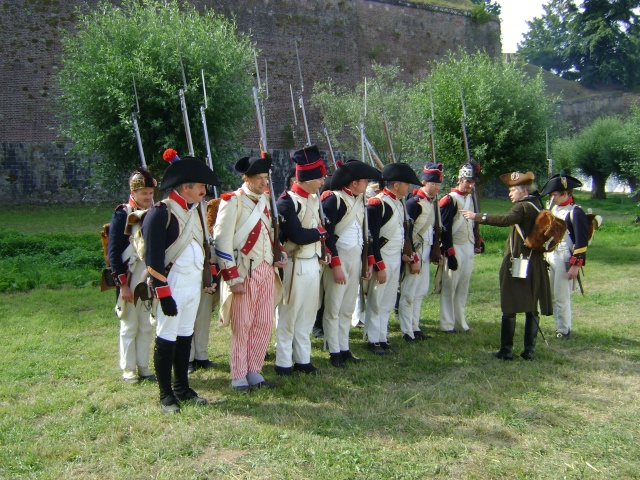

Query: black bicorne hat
[381,162,420,186]
[235,155,271,176]
[539,173,583,197]
[160,156,221,191]
[291,145,327,182]
[330,159,382,190]
[421,161,443,183]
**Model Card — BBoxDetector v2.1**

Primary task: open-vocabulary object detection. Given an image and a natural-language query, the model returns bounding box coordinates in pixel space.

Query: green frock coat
[475,196,552,316]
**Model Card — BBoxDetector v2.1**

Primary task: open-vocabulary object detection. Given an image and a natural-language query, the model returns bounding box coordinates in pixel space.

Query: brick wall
[0,0,500,203]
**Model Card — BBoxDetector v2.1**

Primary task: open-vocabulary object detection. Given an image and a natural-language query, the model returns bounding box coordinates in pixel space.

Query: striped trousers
[230,261,275,380]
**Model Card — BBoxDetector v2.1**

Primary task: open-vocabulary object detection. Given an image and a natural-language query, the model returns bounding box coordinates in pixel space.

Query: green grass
[0,196,639,478]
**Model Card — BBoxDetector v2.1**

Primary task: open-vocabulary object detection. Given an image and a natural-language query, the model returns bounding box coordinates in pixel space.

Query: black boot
[154,337,180,413]
[521,312,538,360]
[493,315,516,360]
[341,350,362,364]
[329,352,347,368]
[173,335,207,405]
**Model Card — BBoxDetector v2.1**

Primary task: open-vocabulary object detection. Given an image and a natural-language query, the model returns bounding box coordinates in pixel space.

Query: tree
[517,0,579,79]
[553,116,638,199]
[409,51,557,191]
[312,63,414,166]
[56,0,254,193]
[470,0,501,16]
[518,0,640,88]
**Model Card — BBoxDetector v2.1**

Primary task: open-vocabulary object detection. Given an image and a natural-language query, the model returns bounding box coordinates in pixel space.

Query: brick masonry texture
[0,0,500,203]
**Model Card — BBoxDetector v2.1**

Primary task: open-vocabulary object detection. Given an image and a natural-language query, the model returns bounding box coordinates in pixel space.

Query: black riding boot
[154,337,179,411]
[521,312,538,360]
[493,315,516,360]
[173,335,198,401]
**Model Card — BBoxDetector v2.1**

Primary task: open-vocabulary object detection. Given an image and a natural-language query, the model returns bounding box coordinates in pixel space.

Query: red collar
[382,188,397,200]
[128,196,140,209]
[169,190,189,210]
[341,187,354,196]
[291,182,310,199]
[558,196,573,207]
[415,189,432,202]
[451,188,466,196]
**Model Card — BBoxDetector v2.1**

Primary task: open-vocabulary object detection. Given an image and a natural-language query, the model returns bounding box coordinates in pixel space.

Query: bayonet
[178,53,194,156]
[131,74,147,169]
[200,69,217,198]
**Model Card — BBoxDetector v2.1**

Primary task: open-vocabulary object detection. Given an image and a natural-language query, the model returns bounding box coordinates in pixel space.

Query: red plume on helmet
[163,148,180,164]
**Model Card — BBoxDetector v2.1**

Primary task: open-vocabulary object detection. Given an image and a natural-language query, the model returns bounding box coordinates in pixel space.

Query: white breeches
[439,241,474,331]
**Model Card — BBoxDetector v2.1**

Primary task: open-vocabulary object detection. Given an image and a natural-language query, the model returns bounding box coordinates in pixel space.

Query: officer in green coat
[461,171,552,361]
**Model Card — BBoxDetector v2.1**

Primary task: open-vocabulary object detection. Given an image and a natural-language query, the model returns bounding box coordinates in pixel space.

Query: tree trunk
[590,174,607,200]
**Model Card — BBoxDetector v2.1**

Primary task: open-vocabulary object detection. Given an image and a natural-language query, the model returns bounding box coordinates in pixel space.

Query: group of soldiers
[108,145,590,413]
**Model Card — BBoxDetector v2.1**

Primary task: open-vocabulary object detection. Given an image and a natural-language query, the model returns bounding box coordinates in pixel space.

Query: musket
[289,84,299,149]
[178,53,194,156]
[322,123,338,172]
[460,87,483,253]
[252,55,284,266]
[295,40,312,146]
[294,40,329,261]
[378,83,396,164]
[359,112,369,311]
[546,128,553,181]
[364,136,386,170]
[428,88,442,264]
[131,74,147,169]
[199,69,217,198]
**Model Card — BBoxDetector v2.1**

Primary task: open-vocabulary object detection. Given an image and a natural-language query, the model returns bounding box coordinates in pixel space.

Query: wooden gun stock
[430,195,443,263]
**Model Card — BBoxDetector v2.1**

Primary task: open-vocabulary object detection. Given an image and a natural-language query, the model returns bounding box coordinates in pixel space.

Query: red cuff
[116,273,128,286]
[374,260,386,272]
[330,256,342,268]
[210,264,218,276]
[367,255,376,266]
[221,266,240,281]
[412,253,419,263]
[569,256,584,267]
[447,248,456,257]
[155,285,172,299]
[318,226,327,235]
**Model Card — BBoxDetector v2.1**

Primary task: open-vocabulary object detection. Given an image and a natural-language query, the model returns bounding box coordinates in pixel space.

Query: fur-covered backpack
[522,203,568,253]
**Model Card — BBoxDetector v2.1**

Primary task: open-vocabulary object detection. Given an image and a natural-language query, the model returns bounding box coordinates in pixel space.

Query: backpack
[124,199,172,263]
[522,203,568,253]
[571,207,603,245]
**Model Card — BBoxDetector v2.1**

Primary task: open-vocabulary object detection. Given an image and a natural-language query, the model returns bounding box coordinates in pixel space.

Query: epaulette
[368,197,382,206]
[439,195,452,208]
[412,189,420,195]
[320,190,334,201]
[279,191,288,199]
[221,192,235,201]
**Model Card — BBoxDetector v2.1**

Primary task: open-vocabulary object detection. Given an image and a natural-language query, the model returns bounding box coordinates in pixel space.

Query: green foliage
[518,0,640,88]
[469,0,501,16]
[312,63,414,165]
[552,116,639,199]
[0,230,102,292]
[56,0,255,192]
[411,51,557,187]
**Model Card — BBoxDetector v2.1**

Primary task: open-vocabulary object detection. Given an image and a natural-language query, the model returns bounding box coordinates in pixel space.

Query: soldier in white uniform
[275,145,329,376]
[108,168,157,384]
[214,154,287,392]
[398,162,443,342]
[438,160,483,332]
[540,173,589,340]
[320,160,381,367]
[143,154,220,414]
[365,163,421,355]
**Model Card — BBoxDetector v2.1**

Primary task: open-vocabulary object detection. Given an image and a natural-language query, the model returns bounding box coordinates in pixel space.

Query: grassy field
[1,193,639,479]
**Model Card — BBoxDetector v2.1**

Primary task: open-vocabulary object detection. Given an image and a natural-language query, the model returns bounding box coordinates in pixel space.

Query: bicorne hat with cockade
[499,171,535,187]
[459,159,481,181]
[129,168,157,191]
[235,154,271,176]
[421,161,443,183]
[291,145,327,182]
[330,159,382,190]
[539,172,583,197]
[159,148,221,191]
[381,162,421,186]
